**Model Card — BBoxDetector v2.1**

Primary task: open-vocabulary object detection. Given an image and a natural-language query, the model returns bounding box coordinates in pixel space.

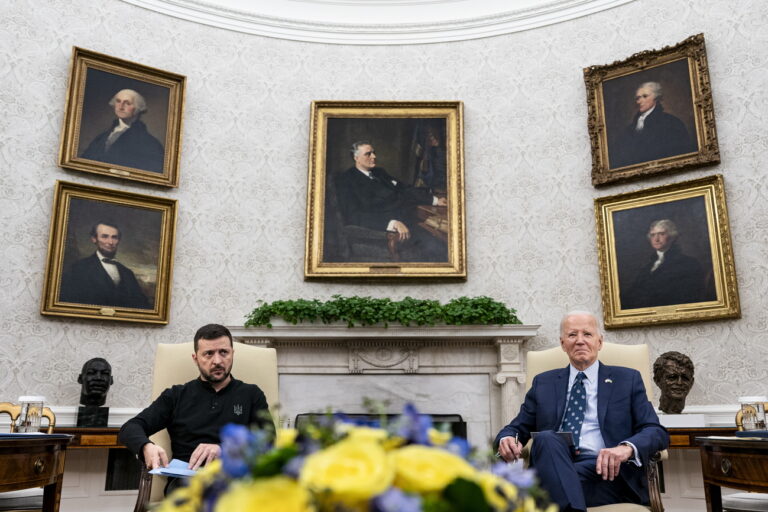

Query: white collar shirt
[635,105,656,131]
[97,250,121,285]
[565,361,604,455]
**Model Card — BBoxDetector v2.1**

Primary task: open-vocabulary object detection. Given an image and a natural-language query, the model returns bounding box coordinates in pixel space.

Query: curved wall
[1,0,766,409]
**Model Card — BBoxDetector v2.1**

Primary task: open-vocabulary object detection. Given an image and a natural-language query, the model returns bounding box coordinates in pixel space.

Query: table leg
[704,482,722,512]
[42,477,64,512]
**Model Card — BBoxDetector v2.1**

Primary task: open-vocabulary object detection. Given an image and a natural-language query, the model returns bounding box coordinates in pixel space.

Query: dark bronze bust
[77,358,113,426]
[653,351,694,414]
[78,357,113,406]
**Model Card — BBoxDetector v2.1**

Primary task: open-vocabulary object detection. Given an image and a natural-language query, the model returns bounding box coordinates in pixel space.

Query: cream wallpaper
[0,0,766,409]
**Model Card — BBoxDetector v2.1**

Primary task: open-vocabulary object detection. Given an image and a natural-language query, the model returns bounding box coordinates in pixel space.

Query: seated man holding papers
[119,324,270,494]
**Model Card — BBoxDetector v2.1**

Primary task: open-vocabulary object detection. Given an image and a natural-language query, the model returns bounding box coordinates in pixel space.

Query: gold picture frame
[305,101,466,279]
[595,175,739,329]
[584,34,719,186]
[41,181,178,324]
[59,47,185,187]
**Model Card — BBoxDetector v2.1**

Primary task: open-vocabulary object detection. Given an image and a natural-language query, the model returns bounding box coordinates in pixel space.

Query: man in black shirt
[119,324,269,493]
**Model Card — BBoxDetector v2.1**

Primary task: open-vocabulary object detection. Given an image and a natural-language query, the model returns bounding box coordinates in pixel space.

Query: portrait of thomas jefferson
[612,198,718,311]
[77,68,169,174]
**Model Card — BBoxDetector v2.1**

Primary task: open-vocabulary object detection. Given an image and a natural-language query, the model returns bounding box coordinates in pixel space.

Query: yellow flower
[345,426,389,443]
[214,476,313,512]
[185,458,222,497]
[474,471,518,511]
[390,445,476,493]
[276,428,299,448]
[300,438,394,504]
[155,486,199,512]
[382,436,406,451]
[427,428,451,446]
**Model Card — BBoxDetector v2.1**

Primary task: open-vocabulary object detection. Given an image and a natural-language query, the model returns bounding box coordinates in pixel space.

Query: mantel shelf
[229,323,540,341]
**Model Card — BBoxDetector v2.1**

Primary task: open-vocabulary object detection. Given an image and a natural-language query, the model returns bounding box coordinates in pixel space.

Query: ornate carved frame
[304,101,466,279]
[41,181,178,324]
[595,174,740,328]
[59,47,186,187]
[584,33,720,186]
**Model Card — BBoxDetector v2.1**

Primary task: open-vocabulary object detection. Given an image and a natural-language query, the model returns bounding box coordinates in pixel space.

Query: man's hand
[596,444,633,480]
[497,435,523,462]
[390,220,411,241]
[188,443,221,470]
[142,442,169,470]
[436,197,447,207]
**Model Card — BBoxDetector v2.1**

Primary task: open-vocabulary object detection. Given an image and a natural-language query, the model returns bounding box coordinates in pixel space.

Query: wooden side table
[52,426,122,449]
[0,435,72,512]
[696,436,768,512]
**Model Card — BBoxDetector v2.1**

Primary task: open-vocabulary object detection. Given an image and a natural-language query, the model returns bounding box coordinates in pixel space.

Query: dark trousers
[530,430,641,512]
[164,476,183,496]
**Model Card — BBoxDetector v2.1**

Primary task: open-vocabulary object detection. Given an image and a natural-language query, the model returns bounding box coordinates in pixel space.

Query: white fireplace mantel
[229,323,540,448]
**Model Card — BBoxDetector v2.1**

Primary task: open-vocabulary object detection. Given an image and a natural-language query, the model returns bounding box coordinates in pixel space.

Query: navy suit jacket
[495,362,668,503]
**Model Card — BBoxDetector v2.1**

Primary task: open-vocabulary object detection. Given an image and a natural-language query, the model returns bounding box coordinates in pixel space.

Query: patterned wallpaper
[1,0,766,409]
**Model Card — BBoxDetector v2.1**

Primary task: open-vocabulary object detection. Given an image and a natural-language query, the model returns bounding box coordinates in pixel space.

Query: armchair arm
[134,465,153,512]
[646,449,667,512]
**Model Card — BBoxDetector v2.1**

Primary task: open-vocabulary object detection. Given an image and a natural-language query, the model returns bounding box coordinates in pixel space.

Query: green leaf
[441,477,492,512]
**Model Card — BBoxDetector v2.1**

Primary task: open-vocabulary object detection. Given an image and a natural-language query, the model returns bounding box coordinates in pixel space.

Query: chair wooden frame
[524,342,666,512]
[132,341,279,512]
[0,403,56,434]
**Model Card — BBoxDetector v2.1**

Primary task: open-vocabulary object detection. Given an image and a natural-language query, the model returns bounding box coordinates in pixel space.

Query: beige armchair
[132,341,279,512]
[524,342,666,512]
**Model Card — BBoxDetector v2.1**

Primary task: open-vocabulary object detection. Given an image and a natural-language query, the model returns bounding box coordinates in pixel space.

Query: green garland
[245,295,521,328]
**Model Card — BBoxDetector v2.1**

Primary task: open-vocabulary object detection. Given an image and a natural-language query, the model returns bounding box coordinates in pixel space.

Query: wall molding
[120,0,635,44]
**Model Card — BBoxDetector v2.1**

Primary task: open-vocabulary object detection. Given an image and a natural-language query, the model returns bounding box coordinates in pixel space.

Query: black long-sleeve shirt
[119,376,269,462]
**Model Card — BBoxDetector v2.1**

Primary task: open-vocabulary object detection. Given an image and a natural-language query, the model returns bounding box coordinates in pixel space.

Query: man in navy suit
[495,312,668,511]
[59,221,150,309]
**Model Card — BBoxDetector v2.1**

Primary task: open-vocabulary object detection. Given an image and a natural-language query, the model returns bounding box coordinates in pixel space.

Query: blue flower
[219,424,256,478]
[335,412,382,428]
[492,461,537,490]
[445,436,471,458]
[371,488,422,512]
[393,403,432,445]
[282,455,306,478]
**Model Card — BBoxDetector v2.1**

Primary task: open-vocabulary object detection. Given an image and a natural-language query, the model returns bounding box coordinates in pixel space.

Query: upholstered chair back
[525,341,654,401]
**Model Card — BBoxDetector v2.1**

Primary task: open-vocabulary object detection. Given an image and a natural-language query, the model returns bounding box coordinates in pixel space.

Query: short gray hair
[350,140,372,159]
[647,219,679,240]
[109,89,147,115]
[559,310,604,338]
[638,81,662,100]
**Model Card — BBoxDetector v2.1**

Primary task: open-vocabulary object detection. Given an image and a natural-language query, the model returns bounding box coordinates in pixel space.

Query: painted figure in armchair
[653,351,694,414]
[495,311,669,512]
[334,141,448,262]
[118,324,270,495]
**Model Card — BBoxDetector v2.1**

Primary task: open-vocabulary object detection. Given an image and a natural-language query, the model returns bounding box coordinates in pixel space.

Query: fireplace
[230,323,539,449]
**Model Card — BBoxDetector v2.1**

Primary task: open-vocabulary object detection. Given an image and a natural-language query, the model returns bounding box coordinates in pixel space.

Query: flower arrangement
[157,404,554,512]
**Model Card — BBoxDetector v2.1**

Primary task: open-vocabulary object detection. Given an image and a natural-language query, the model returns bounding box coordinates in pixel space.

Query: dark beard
[199,366,231,384]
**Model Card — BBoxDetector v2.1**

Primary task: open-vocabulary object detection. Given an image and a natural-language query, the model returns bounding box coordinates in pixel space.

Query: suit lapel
[597,362,612,428]
[91,253,117,290]
[555,365,569,428]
